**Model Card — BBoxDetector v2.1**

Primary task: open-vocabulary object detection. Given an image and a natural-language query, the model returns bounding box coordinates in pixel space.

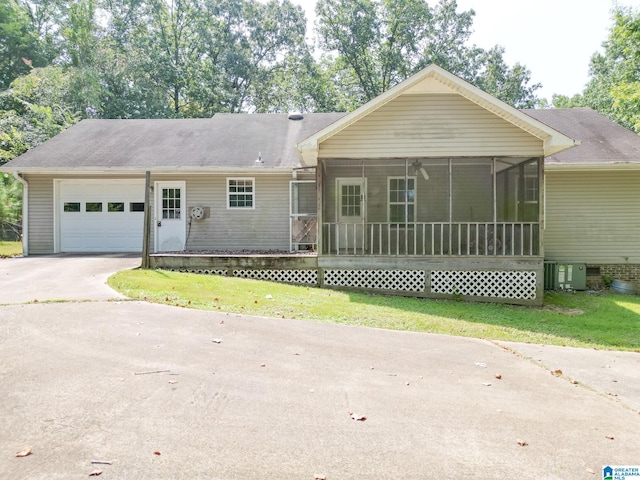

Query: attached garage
[56,179,145,253]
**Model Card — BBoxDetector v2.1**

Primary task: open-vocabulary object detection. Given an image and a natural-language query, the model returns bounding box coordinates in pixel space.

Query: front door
[155,181,186,252]
[336,178,366,253]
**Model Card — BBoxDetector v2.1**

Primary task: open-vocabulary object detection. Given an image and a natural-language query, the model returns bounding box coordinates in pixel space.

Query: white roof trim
[296,64,578,165]
[1,167,296,175]
[545,163,640,171]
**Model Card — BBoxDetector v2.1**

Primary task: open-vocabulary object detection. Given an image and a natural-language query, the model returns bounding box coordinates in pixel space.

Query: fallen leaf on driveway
[349,412,367,421]
[89,470,103,476]
[314,475,327,480]
[494,374,502,380]
[15,446,32,457]
[552,369,563,376]
[212,338,222,344]
[605,435,615,440]
[517,439,528,446]
[154,451,161,455]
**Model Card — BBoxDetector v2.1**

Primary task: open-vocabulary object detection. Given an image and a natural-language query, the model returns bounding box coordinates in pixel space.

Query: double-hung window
[227,178,254,209]
[388,177,416,223]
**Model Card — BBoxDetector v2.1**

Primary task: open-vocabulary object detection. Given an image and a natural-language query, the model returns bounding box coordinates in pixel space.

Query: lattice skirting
[233,269,318,285]
[431,270,537,300]
[324,269,426,292]
[166,268,317,285]
[166,268,228,276]
[160,267,536,301]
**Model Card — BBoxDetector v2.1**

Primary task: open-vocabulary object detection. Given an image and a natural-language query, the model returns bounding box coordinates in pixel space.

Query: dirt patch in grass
[541,305,584,316]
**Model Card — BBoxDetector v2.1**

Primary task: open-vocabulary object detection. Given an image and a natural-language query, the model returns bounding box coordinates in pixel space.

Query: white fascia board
[545,162,640,172]
[5,167,296,175]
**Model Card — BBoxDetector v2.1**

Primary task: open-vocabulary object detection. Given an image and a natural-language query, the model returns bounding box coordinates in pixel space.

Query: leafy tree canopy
[315,0,541,107]
[551,6,640,133]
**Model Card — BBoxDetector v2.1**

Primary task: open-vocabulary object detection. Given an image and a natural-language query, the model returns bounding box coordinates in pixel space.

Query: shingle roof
[2,113,345,171]
[2,107,639,172]
[524,107,640,166]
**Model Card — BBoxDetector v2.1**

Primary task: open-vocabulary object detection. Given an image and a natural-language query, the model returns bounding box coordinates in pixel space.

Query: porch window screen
[496,158,539,222]
[388,177,415,222]
[524,162,538,204]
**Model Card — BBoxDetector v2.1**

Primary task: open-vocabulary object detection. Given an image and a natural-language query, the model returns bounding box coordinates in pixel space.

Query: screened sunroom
[319,156,541,257]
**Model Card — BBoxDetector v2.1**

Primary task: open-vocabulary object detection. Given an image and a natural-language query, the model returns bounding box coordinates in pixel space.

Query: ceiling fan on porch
[411,160,430,180]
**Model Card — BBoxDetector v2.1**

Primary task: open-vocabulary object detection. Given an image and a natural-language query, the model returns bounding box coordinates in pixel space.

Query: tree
[192,0,308,115]
[473,46,541,109]
[555,6,640,132]
[0,66,79,164]
[136,0,203,116]
[0,0,51,89]
[316,0,431,103]
[0,173,22,240]
[316,0,541,107]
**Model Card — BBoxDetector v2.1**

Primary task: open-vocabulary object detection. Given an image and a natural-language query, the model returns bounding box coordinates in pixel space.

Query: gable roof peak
[296,63,577,165]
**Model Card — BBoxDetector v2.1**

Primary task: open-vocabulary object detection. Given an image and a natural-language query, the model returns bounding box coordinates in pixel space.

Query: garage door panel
[59,180,145,253]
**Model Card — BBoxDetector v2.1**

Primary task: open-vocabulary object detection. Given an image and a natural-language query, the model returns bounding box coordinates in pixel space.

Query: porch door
[336,178,366,253]
[155,181,186,252]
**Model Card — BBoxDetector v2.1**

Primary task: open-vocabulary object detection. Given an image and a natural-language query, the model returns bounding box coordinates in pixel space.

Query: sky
[291,0,640,101]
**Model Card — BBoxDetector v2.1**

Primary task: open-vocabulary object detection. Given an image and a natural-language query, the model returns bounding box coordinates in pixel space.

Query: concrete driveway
[0,254,141,304]
[1,255,639,479]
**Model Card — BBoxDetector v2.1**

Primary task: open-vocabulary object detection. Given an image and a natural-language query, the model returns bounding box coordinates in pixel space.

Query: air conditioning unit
[555,263,587,290]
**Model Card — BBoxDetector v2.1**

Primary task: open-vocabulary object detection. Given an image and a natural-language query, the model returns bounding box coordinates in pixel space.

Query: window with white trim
[227,178,254,209]
[388,177,416,223]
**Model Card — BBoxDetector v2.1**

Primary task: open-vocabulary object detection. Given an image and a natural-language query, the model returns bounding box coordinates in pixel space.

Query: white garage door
[58,180,145,252]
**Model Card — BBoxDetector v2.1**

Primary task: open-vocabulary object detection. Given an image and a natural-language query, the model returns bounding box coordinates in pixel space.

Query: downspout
[12,172,28,256]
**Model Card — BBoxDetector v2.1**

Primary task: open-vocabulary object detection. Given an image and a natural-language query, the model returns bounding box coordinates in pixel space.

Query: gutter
[11,172,28,256]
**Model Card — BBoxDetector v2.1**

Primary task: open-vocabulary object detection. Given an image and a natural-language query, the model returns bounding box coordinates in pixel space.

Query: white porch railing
[322,222,540,256]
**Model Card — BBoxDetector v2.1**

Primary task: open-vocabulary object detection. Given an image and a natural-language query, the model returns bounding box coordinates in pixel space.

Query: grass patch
[108,269,640,351]
[0,241,22,258]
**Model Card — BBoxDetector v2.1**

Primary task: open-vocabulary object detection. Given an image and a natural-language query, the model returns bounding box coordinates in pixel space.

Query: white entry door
[155,181,186,252]
[336,178,366,253]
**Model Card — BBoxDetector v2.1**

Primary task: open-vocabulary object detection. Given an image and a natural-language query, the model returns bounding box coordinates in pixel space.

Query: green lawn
[108,269,640,351]
[0,241,22,258]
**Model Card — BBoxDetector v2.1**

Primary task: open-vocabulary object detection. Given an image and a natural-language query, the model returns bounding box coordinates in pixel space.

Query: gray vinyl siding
[545,170,640,263]
[24,174,55,254]
[23,173,294,254]
[319,94,543,158]
[184,173,292,251]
